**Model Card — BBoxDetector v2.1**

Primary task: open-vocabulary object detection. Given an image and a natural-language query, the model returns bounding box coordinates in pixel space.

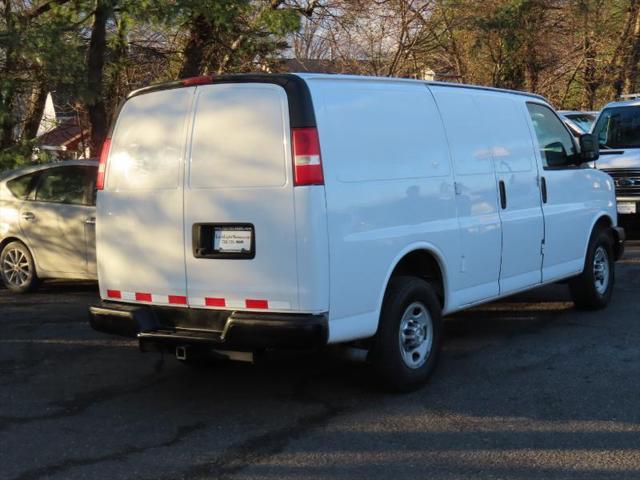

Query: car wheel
[0,241,40,293]
[569,228,615,310]
[370,276,443,392]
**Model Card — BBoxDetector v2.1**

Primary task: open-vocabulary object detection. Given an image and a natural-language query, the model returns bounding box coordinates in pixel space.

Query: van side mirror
[579,133,599,162]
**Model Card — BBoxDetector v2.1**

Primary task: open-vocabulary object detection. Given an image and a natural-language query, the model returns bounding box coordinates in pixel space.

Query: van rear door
[183,83,299,312]
[97,87,193,304]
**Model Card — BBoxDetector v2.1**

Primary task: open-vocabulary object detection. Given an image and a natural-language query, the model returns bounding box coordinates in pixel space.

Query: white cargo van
[90,74,624,390]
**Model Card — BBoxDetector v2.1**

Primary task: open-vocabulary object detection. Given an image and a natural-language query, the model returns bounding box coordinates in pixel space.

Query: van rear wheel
[569,228,615,310]
[370,276,442,392]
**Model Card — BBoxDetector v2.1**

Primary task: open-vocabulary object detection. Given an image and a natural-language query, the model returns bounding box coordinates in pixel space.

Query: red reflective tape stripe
[168,295,187,305]
[205,297,226,307]
[106,289,121,299]
[245,299,268,309]
[135,292,152,302]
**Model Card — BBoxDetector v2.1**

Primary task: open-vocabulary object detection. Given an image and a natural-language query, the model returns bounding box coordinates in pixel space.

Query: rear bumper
[89,302,328,350]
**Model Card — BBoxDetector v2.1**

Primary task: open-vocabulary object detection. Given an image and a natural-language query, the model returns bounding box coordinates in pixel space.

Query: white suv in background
[90,74,624,391]
[592,98,640,227]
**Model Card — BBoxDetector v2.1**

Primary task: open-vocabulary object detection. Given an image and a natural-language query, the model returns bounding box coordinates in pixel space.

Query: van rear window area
[188,84,287,189]
[107,89,192,191]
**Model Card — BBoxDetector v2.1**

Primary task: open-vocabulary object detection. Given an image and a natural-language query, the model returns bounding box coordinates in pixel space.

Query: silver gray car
[0,160,98,292]
[557,110,598,137]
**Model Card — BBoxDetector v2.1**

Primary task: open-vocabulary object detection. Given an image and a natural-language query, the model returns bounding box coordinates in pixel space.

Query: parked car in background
[0,160,98,292]
[591,98,640,229]
[558,110,598,136]
[89,74,623,391]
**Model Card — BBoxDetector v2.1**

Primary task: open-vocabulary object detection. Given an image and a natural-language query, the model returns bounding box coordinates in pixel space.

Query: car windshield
[564,113,596,133]
[594,106,640,149]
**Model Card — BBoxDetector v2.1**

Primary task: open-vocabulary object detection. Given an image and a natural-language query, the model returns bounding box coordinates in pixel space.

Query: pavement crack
[0,375,168,432]
[174,403,348,480]
[11,422,206,480]
[170,377,354,480]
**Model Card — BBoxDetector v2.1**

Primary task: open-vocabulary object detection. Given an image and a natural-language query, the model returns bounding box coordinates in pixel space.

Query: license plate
[617,202,636,214]
[213,227,252,253]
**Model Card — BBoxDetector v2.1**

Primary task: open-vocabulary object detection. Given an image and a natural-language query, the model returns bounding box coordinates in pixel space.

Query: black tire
[0,241,40,294]
[369,276,443,392]
[569,228,615,310]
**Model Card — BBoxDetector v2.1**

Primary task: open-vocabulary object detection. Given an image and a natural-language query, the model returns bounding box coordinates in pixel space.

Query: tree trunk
[624,5,640,94]
[22,83,49,141]
[583,31,598,110]
[87,0,110,157]
[179,14,213,78]
[439,3,467,82]
[608,1,639,99]
[1,0,17,150]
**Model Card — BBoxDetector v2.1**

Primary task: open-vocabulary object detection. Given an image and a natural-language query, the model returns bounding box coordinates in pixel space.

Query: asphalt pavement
[1,244,639,480]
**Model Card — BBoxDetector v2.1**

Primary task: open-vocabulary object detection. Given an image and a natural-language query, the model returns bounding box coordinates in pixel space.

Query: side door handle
[498,180,507,209]
[84,217,96,225]
[21,211,35,221]
[540,176,548,203]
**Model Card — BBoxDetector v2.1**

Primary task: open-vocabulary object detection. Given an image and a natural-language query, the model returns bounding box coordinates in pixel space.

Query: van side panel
[97,88,193,304]
[307,79,459,342]
[293,187,330,313]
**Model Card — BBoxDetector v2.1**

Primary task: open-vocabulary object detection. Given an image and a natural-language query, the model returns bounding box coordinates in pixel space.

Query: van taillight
[182,75,212,86]
[292,127,324,186]
[96,138,111,191]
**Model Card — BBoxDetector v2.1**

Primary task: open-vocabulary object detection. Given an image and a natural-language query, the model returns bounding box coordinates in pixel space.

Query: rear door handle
[498,180,507,209]
[84,217,96,225]
[21,212,35,221]
[540,176,548,203]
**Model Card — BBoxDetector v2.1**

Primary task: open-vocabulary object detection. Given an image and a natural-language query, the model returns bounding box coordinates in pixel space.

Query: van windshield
[594,106,640,149]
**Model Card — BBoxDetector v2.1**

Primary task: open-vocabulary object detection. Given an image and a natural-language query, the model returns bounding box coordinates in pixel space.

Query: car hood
[595,149,640,170]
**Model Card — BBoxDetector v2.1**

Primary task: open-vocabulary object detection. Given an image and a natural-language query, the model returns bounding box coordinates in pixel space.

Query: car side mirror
[579,133,599,162]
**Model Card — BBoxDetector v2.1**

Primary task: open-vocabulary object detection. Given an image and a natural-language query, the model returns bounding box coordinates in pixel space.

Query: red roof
[37,119,89,151]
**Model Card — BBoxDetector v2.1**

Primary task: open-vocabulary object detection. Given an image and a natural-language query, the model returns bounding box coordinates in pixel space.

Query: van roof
[129,72,547,103]
[295,73,548,102]
[121,73,548,133]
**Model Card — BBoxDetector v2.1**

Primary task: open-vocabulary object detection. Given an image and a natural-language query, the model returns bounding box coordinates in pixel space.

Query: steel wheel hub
[399,302,433,369]
[593,246,610,295]
[2,249,30,287]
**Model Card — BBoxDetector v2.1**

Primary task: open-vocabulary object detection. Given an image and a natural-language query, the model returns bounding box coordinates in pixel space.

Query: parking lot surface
[1,244,640,480]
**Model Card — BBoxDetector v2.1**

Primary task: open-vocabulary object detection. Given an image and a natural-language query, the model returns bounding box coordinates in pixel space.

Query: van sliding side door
[430,86,502,306]
[474,93,545,294]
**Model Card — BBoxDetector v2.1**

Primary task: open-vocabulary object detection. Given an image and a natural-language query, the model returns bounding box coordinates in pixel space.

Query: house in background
[33,92,90,161]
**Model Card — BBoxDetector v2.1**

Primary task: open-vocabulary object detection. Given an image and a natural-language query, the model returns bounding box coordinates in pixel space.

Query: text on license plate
[213,228,252,253]
[617,202,636,214]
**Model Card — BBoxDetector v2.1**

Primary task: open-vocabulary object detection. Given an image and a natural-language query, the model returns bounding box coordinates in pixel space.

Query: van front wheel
[569,228,615,310]
[370,276,442,392]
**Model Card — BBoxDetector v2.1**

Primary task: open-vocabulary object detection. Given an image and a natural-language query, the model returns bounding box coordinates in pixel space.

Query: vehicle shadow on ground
[37,280,99,293]
[3,270,639,479]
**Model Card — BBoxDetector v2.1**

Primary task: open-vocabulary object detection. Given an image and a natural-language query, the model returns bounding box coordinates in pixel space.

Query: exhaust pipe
[175,346,188,361]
